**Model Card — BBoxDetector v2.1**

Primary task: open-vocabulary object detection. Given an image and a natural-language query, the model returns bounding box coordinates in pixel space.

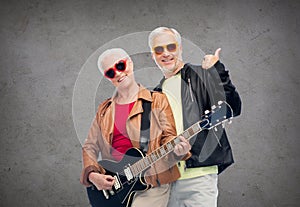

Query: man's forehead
[153,31,176,43]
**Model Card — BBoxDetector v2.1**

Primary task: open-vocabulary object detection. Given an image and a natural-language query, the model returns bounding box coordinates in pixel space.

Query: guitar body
[86,101,233,207]
[87,148,151,207]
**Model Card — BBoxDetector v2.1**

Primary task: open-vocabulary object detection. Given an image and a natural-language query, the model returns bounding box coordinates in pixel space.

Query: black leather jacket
[154,61,242,173]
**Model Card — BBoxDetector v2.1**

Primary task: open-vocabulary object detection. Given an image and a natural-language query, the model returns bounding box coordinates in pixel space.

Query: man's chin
[160,66,176,75]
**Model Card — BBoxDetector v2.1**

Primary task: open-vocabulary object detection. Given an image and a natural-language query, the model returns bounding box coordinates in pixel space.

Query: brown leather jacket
[80,85,190,187]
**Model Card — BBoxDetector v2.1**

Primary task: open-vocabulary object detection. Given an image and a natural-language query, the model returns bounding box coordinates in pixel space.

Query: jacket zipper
[188,78,194,102]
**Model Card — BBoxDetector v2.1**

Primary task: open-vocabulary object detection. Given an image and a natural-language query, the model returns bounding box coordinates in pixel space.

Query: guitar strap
[140,92,152,154]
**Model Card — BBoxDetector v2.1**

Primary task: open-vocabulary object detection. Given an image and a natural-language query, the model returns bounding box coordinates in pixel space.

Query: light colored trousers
[132,184,170,207]
[167,174,218,207]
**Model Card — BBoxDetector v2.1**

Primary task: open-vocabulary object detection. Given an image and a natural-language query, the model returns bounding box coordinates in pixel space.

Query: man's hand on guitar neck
[88,172,115,191]
[174,136,191,156]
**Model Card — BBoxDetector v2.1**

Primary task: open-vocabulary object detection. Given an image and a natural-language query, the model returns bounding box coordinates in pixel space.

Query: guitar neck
[130,119,209,176]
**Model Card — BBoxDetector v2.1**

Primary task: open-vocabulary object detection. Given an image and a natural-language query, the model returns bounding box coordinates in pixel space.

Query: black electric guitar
[87,101,233,207]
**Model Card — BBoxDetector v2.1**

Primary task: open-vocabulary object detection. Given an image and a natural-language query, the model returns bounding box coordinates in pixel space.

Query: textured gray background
[0,0,299,206]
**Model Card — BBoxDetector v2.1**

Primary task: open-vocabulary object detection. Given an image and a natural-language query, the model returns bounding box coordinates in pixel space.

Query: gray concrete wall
[0,0,299,206]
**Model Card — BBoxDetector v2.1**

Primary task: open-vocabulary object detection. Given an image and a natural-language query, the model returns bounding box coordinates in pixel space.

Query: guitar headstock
[202,101,233,130]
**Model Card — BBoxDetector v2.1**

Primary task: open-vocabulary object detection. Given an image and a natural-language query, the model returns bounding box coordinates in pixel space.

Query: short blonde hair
[97,48,129,74]
[148,27,182,49]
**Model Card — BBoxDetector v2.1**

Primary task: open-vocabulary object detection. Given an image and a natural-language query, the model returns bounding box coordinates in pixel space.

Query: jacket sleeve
[80,110,106,187]
[208,61,242,117]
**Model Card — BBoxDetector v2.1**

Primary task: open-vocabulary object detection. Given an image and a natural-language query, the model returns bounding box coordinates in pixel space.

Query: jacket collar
[155,63,189,91]
[136,84,153,103]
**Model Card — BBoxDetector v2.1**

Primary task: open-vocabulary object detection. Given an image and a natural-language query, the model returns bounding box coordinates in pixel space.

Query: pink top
[111,101,135,161]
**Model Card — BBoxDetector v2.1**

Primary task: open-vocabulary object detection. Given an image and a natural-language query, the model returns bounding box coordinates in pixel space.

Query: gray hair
[148,27,182,50]
[97,48,129,74]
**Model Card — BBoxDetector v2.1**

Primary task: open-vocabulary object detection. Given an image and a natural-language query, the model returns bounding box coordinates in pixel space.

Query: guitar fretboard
[130,119,209,176]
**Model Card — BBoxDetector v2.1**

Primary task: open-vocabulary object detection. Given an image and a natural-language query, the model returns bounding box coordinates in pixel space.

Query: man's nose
[162,50,171,57]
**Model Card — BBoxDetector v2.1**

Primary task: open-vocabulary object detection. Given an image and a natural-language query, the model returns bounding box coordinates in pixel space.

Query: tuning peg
[218,101,223,105]
[212,105,216,110]
[205,110,210,114]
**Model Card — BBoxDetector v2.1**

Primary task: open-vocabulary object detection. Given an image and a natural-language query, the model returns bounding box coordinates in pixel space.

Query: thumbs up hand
[201,48,221,70]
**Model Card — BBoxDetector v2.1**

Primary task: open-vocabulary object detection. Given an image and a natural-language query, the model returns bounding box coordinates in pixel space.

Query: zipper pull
[188,78,194,102]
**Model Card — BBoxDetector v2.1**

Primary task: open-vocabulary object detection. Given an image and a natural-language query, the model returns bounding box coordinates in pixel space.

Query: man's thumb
[215,48,221,57]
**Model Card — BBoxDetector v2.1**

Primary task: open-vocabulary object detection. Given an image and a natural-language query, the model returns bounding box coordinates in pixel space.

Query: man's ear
[151,52,155,60]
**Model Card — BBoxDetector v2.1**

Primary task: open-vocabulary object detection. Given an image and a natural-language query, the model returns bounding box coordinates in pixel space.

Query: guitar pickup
[113,174,121,190]
[124,167,134,182]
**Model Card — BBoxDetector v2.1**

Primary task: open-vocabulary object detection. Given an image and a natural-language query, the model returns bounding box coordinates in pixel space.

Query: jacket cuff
[213,61,224,72]
[181,152,192,160]
[172,151,191,161]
